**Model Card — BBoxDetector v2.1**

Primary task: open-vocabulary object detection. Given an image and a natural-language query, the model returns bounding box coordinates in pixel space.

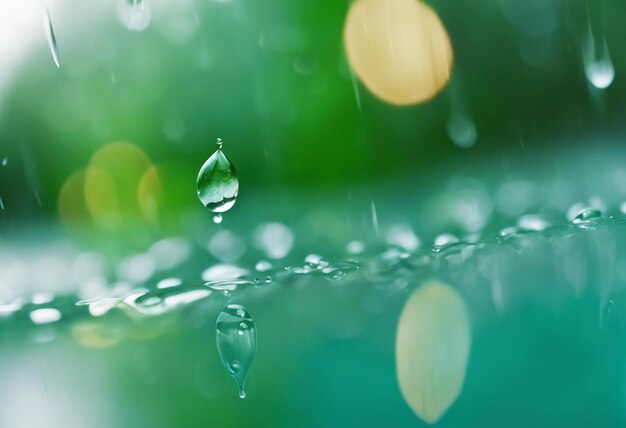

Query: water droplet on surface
[197,139,239,216]
[255,260,273,272]
[304,254,329,269]
[30,308,62,325]
[432,234,459,252]
[157,277,182,289]
[216,304,256,399]
[43,8,61,68]
[517,214,550,232]
[571,208,602,224]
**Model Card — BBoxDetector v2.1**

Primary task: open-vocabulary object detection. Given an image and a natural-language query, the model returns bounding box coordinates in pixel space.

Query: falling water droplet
[117,0,152,31]
[197,139,239,219]
[583,25,614,90]
[43,8,60,68]
[216,304,256,399]
[447,115,477,149]
[2,158,7,167]
[213,214,223,224]
[585,56,614,90]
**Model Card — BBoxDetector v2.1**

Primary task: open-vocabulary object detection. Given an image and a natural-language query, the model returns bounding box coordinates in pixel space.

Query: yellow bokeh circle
[344,0,453,106]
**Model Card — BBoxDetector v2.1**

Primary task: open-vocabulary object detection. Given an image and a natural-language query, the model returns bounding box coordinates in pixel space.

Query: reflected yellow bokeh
[396,281,470,424]
[71,321,126,349]
[344,0,453,106]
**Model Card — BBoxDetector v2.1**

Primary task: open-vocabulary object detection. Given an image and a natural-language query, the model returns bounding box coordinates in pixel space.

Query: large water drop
[197,138,239,216]
[216,304,256,399]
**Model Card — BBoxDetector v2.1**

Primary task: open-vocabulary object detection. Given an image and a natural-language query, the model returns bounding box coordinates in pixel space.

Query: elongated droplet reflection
[396,281,471,424]
[216,304,256,399]
[43,8,60,67]
[197,138,239,219]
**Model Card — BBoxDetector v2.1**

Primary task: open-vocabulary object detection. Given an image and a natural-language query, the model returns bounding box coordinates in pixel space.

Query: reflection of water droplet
[43,8,61,68]
[213,214,223,224]
[197,139,239,217]
[117,0,152,32]
[572,208,602,224]
[216,304,256,399]
[447,115,477,149]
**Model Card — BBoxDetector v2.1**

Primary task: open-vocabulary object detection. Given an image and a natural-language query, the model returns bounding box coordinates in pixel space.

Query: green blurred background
[2,0,626,427]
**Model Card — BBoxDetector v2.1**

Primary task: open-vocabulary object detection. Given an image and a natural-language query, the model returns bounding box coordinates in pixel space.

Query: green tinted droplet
[197,138,239,216]
[572,208,602,224]
[216,304,256,399]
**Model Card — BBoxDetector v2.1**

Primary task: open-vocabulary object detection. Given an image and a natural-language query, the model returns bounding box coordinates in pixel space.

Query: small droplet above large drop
[197,138,239,216]
[216,304,256,399]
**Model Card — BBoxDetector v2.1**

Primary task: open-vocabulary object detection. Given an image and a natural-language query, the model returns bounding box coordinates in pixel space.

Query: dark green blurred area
[1,0,626,234]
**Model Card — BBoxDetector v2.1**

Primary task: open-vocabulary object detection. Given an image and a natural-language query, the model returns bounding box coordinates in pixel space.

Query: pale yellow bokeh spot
[344,0,453,105]
[58,169,91,229]
[84,142,153,229]
[84,166,120,229]
[137,165,162,225]
[396,281,470,424]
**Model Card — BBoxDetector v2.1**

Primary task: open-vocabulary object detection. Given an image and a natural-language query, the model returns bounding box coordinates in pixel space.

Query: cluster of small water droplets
[289,254,358,281]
